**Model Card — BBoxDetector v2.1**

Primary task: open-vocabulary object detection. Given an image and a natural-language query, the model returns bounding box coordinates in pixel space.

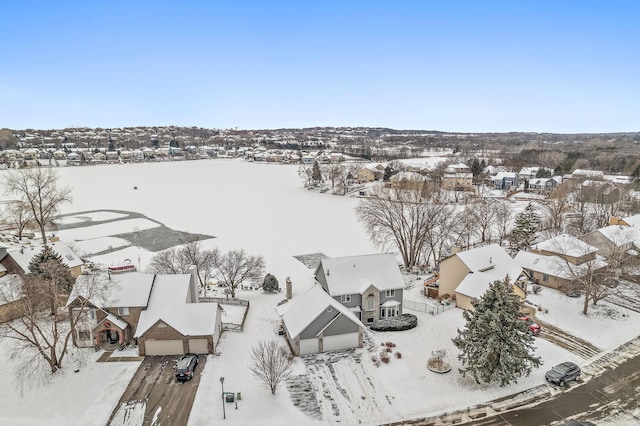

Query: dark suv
[545,361,581,386]
[175,353,198,382]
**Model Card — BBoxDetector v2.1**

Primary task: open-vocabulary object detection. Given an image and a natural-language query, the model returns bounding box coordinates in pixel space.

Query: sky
[1,1,639,133]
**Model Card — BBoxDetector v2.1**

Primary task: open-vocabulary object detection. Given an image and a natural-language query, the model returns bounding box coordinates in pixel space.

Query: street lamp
[220,376,226,419]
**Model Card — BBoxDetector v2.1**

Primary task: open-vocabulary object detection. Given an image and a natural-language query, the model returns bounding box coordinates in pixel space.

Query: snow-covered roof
[135,274,219,337]
[573,169,604,177]
[101,313,128,330]
[493,172,517,180]
[67,272,154,308]
[317,253,405,297]
[279,284,362,339]
[595,225,640,246]
[0,274,23,303]
[8,240,83,273]
[515,251,608,280]
[454,244,525,299]
[621,214,640,227]
[534,234,599,257]
[392,171,427,181]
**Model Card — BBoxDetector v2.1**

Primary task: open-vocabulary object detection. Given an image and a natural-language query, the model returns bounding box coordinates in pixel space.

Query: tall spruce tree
[28,246,75,294]
[508,202,540,254]
[452,277,542,387]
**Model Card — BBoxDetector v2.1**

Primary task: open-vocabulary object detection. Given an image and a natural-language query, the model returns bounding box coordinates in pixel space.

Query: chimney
[186,265,199,303]
[286,277,292,300]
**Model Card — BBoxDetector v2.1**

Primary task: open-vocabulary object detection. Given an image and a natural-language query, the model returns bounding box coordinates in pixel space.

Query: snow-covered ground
[1,159,639,425]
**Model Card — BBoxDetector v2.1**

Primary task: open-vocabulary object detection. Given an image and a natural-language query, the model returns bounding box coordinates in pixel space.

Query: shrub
[386,347,392,353]
[532,284,542,294]
[380,354,390,363]
[537,304,543,312]
[384,342,396,348]
[395,352,402,359]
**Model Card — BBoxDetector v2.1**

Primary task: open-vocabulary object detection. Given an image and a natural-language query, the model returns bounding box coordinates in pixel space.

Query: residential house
[0,239,84,278]
[515,234,607,290]
[438,244,530,310]
[278,284,364,355]
[356,163,385,183]
[528,177,559,194]
[66,266,222,356]
[0,268,23,323]
[493,172,519,190]
[610,213,640,227]
[389,171,428,191]
[314,253,405,324]
[579,225,640,259]
[442,165,473,191]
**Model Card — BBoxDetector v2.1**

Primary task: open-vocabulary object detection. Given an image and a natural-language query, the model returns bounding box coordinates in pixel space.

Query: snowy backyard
[1,159,640,425]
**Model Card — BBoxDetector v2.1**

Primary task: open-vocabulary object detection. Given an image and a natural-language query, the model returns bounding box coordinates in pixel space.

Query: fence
[199,297,250,307]
[403,299,455,316]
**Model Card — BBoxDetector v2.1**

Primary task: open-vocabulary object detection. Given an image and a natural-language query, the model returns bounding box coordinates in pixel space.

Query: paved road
[388,338,640,426]
[108,355,206,426]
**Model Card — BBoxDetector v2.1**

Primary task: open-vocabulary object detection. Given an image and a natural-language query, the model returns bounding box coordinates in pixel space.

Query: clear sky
[1,1,638,133]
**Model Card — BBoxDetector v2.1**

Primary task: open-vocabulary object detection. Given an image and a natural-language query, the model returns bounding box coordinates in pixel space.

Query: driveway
[108,355,206,426]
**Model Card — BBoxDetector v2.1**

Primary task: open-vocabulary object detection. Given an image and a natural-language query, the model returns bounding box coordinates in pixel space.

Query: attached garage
[188,338,209,354]
[323,332,360,352]
[144,339,184,356]
[299,338,319,355]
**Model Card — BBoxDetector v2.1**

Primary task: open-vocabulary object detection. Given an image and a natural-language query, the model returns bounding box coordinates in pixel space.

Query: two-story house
[579,225,640,259]
[493,172,519,190]
[314,253,405,324]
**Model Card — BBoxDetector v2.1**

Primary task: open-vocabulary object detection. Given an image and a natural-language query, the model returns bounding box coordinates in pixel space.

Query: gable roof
[278,284,362,339]
[515,251,608,280]
[595,225,640,246]
[134,274,219,337]
[7,241,83,273]
[316,253,404,296]
[534,234,599,257]
[620,214,640,227]
[453,244,526,299]
[67,272,154,308]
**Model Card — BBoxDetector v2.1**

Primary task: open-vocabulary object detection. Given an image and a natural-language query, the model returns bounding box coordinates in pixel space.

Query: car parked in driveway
[519,316,542,336]
[175,353,199,382]
[545,361,581,386]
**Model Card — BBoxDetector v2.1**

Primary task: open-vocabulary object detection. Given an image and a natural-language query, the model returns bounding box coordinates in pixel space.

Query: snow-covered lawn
[1,160,639,425]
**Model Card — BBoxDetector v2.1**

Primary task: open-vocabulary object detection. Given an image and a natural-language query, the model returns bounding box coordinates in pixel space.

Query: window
[385,289,395,298]
[542,274,549,283]
[380,308,386,318]
[366,296,375,311]
[77,330,91,341]
[118,307,130,316]
[340,294,351,303]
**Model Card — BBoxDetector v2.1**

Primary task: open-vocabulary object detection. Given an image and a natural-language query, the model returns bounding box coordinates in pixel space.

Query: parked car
[519,316,542,336]
[545,361,581,386]
[175,353,199,382]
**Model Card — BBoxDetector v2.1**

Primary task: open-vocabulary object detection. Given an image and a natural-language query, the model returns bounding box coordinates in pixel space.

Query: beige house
[579,225,640,259]
[390,171,428,191]
[442,165,473,191]
[515,234,607,290]
[357,164,385,183]
[0,272,23,323]
[438,244,529,310]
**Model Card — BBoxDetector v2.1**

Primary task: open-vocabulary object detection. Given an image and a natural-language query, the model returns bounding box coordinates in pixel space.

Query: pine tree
[452,277,542,387]
[508,202,540,254]
[262,273,279,292]
[29,246,75,293]
[312,161,322,184]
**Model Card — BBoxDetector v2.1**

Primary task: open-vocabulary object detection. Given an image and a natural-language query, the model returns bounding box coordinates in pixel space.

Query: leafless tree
[356,186,437,268]
[146,236,216,295]
[465,201,496,243]
[493,201,512,244]
[324,163,344,193]
[249,340,293,395]
[541,197,570,232]
[298,164,315,188]
[211,249,265,298]
[4,201,34,240]
[4,168,72,245]
[0,264,107,376]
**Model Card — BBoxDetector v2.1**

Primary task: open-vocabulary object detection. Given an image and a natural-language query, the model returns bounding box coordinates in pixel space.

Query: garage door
[299,338,319,355]
[323,332,360,352]
[144,339,184,356]
[188,338,209,354]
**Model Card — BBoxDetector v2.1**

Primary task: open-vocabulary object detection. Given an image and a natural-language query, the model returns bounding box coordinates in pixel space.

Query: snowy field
[1,159,639,425]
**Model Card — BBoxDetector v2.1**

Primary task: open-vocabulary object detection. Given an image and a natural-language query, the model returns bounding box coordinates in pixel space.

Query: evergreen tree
[535,168,552,178]
[508,202,540,254]
[452,277,542,387]
[312,161,322,183]
[28,246,75,294]
[262,273,279,292]
[470,158,483,178]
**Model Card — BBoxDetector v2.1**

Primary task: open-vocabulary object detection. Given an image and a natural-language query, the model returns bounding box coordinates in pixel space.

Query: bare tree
[146,236,216,295]
[249,340,293,395]
[212,249,265,298]
[465,201,496,243]
[298,164,315,188]
[4,201,34,240]
[0,263,107,375]
[493,201,512,245]
[355,186,436,268]
[4,168,72,245]
[541,197,570,232]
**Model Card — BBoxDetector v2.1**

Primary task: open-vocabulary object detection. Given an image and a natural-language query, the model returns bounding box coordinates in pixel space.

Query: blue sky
[1,1,638,132]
